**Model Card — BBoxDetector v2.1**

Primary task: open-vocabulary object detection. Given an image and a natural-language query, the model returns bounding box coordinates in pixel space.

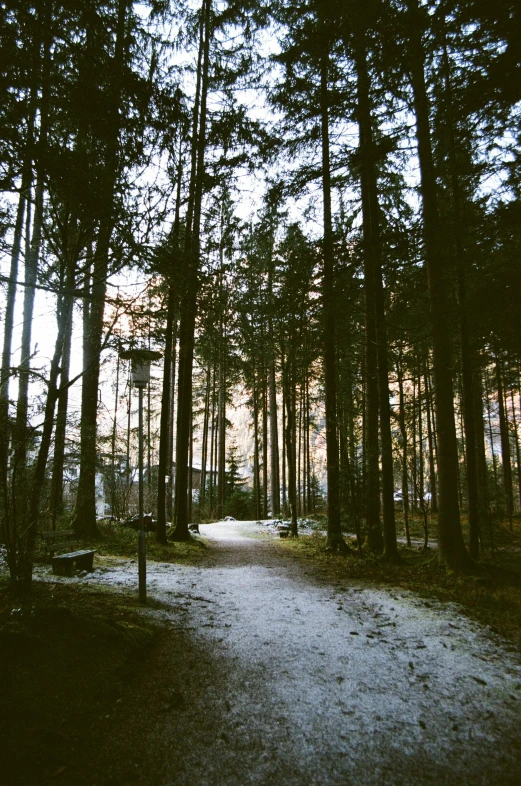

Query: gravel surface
[55,520,521,785]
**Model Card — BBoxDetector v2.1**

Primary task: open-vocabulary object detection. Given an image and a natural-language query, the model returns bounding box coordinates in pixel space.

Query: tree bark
[284,358,298,536]
[495,354,514,529]
[441,28,480,557]
[406,0,470,569]
[74,0,129,538]
[354,29,396,559]
[424,358,438,514]
[50,255,75,524]
[172,0,211,539]
[397,350,411,546]
[320,51,348,554]
[157,157,182,543]
[262,368,269,518]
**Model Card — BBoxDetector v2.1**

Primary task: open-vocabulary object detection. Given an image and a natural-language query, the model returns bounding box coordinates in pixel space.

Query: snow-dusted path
[75,521,520,785]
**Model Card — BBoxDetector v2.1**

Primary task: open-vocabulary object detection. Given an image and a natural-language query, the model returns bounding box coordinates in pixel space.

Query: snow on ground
[26,521,521,783]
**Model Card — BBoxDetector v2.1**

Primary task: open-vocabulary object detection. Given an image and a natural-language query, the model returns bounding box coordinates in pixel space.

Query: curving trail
[75,520,521,785]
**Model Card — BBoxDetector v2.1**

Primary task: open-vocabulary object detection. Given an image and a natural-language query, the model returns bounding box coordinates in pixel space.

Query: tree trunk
[424,358,438,514]
[157,157,182,543]
[262,369,269,517]
[306,373,311,513]
[268,258,281,517]
[17,281,74,587]
[440,30,480,557]
[50,263,75,524]
[253,367,262,519]
[200,364,211,511]
[397,351,411,546]
[157,287,176,543]
[320,51,348,554]
[495,354,513,529]
[510,385,521,509]
[485,368,501,514]
[14,174,43,493]
[188,410,194,523]
[269,351,280,519]
[172,0,211,540]
[217,343,226,519]
[418,373,424,503]
[1,182,28,428]
[74,0,129,538]
[473,364,490,547]
[208,363,216,515]
[406,0,469,569]
[282,380,287,516]
[411,375,417,512]
[284,361,298,537]
[355,29,396,559]
[167,319,177,521]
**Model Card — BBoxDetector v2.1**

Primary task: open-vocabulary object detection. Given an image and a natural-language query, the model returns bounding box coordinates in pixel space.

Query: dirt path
[70,521,520,785]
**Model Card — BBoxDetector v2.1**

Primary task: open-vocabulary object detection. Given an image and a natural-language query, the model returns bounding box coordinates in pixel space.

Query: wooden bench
[40,530,96,577]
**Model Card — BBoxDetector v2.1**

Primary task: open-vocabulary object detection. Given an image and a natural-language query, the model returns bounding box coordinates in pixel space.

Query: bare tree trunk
[157,156,182,542]
[50,266,75,524]
[268,262,281,517]
[495,354,513,529]
[157,288,177,542]
[208,363,216,515]
[473,365,490,548]
[14,177,43,494]
[253,368,262,520]
[282,380,287,516]
[262,370,268,518]
[406,0,469,569]
[17,281,74,587]
[282,355,298,536]
[411,376,417,512]
[172,0,211,539]
[167,320,177,521]
[199,364,210,511]
[354,28,396,559]
[424,357,438,515]
[188,410,193,523]
[320,51,347,553]
[74,0,129,538]
[1,39,37,460]
[305,376,311,516]
[418,373,424,504]
[397,350,411,546]
[1,183,28,427]
[269,345,280,517]
[297,384,303,516]
[441,22,480,558]
[485,368,501,514]
[510,385,521,509]
[217,346,226,519]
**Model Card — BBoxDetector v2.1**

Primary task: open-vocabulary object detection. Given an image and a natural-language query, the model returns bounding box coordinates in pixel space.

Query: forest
[1,0,520,588]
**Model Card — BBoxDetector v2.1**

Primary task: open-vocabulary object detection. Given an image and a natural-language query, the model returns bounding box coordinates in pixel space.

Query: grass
[279,515,521,652]
[33,517,209,566]
[0,580,161,785]
[1,519,210,784]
